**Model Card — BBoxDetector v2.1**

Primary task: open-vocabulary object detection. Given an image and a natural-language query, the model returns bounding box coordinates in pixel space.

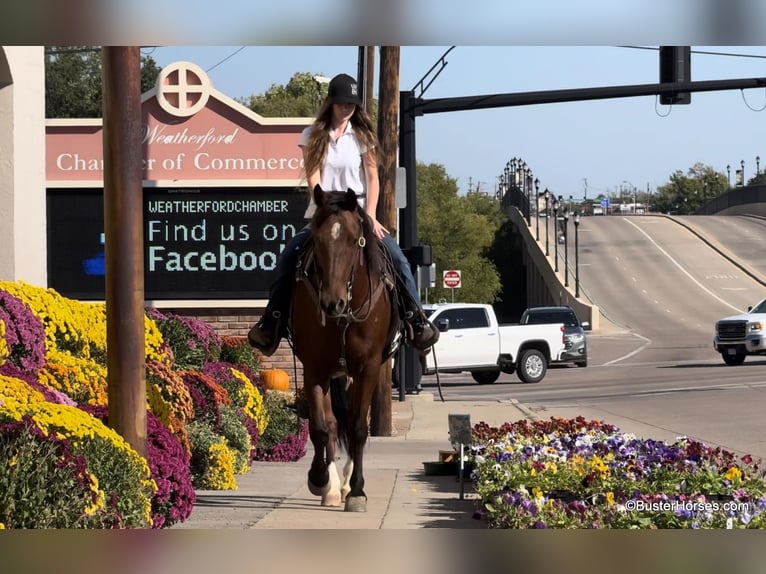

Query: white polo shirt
[300,123,369,218]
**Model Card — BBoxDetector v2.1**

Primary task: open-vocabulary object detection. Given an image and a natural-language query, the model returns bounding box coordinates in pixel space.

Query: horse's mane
[311,191,386,274]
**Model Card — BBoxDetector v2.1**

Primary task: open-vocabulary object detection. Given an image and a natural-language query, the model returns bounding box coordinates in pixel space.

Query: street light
[741,159,746,186]
[534,178,540,240]
[544,189,550,256]
[727,164,731,188]
[552,198,560,273]
[574,211,581,297]
[757,155,761,175]
[563,210,570,287]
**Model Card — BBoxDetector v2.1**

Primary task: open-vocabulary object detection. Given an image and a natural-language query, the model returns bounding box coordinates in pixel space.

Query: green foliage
[0,422,104,528]
[45,46,161,118]
[652,162,728,214]
[257,391,300,452]
[238,71,378,121]
[218,405,252,474]
[78,435,154,527]
[238,72,329,117]
[416,162,504,304]
[220,337,262,374]
[186,420,220,488]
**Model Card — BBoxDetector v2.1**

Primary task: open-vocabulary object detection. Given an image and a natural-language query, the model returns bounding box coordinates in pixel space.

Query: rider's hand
[370,217,388,240]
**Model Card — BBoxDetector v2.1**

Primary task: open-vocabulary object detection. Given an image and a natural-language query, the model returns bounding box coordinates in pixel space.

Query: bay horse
[290,185,397,512]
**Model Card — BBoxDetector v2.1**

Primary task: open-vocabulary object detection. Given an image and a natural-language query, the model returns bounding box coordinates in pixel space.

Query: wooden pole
[370,46,400,437]
[102,47,147,457]
[365,46,375,114]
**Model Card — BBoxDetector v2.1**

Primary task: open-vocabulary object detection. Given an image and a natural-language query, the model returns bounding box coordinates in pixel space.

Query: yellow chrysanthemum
[231,368,269,434]
[38,348,108,406]
[0,319,8,367]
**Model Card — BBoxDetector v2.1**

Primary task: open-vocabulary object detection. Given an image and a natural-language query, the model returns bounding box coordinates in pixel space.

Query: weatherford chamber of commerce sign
[45,62,312,300]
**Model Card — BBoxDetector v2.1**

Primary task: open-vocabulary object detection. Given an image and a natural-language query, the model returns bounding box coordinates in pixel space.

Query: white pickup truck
[714,298,766,365]
[421,303,567,384]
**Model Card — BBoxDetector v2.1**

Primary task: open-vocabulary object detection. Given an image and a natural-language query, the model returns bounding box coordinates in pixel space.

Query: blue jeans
[268,224,421,311]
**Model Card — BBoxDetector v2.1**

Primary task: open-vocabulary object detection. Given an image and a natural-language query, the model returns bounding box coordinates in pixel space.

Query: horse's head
[310,185,376,318]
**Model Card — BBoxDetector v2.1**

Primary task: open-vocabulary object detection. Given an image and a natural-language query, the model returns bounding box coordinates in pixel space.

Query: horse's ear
[344,188,358,210]
[313,184,324,208]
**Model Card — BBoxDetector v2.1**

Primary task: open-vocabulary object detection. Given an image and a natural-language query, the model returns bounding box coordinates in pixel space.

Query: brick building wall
[162,306,304,385]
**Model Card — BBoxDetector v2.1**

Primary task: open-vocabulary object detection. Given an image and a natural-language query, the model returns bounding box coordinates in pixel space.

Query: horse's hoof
[344,495,367,512]
[308,479,329,496]
[341,487,351,503]
[321,490,342,507]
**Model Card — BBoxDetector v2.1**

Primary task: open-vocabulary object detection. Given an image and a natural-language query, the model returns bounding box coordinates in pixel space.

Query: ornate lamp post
[563,210,570,287]
[534,178,540,240]
[552,198,560,272]
[574,211,581,297]
[758,155,761,175]
[727,164,731,188]
[544,189,550,256]
[741,159,746,186]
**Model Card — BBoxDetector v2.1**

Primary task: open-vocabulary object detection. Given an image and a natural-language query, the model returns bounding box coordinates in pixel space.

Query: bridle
[298,211,386,326]
[296,210,388,383]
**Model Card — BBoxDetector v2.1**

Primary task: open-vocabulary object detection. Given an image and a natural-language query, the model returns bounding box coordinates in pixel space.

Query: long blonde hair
[303,99,379,179]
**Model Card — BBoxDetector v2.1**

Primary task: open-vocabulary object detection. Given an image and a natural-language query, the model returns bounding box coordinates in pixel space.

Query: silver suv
[520,306,589,367]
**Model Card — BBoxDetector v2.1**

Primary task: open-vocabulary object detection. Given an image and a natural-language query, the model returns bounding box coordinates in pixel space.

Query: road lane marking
[603,331,652,365]
[624,218,742,313]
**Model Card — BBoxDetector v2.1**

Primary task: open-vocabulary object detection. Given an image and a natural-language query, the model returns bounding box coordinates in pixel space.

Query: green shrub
[218,405,252,474]
[220,336,261,374]
[0,419,106,528]
[257,391,301,452]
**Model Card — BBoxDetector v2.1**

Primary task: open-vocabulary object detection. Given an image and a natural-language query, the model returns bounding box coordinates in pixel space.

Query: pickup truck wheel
[471,370,500,385]
[722,352,746,366]
[517,349,547,383]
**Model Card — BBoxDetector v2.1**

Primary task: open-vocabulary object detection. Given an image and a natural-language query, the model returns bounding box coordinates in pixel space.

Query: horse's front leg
[344,372,376,512]
[306,381,341,506]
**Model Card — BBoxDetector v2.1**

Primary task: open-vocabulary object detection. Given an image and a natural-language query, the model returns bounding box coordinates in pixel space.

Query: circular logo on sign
[155,61,211,118]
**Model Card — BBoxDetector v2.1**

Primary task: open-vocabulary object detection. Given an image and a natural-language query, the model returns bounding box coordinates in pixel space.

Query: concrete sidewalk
[174,392,683,529]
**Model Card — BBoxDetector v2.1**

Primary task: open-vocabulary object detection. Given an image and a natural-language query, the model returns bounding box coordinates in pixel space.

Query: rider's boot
[248,283,291,356]
[400,288,439,351]
[247,309,282,356]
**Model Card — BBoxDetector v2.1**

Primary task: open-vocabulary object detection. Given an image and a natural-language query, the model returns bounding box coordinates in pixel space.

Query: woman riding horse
[248,73,438,356]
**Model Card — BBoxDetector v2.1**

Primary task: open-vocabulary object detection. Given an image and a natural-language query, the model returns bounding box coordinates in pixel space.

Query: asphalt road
[419,213,766,459]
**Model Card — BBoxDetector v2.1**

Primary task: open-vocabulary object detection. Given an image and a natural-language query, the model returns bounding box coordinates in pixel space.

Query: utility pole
[102,47,147,457]
[370,46,398,437]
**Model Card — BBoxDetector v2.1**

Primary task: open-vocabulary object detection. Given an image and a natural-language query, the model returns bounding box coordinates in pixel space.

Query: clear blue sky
[148,46,766,201]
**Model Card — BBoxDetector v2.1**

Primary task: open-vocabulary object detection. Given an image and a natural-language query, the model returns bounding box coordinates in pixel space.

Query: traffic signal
[659,46,691,105]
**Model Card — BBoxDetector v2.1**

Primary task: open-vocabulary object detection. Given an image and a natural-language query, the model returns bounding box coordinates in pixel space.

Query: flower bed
[471,417,766,529]
[0,281,309,528]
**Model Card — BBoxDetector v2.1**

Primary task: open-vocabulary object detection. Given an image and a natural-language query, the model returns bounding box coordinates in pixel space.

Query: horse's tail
[329,376,352,452]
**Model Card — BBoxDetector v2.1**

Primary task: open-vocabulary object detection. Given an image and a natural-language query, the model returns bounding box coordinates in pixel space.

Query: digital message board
[47,187,308,300]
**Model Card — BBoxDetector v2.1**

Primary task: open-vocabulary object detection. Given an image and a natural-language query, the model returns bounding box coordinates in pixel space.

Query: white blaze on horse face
[331,221,341,241]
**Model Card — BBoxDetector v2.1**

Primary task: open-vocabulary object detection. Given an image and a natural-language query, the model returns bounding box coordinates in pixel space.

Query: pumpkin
[261,368,290,391]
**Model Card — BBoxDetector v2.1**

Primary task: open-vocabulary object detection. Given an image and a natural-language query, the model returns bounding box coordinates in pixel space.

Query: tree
[45,46,161,118]
[416,163,503,304]
[239,71,378,120]
[652,162,728,214]
[238,72,328,117]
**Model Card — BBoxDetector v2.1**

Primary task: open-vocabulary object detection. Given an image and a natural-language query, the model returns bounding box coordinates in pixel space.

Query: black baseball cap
[328,73,362,105]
